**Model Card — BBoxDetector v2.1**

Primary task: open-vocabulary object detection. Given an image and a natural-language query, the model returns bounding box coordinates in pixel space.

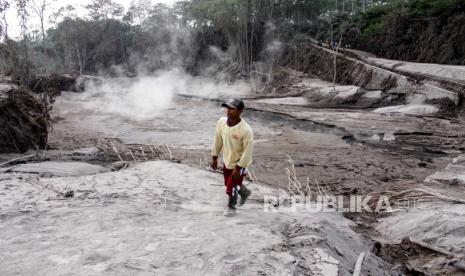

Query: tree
[0,0,9,39]
[172,1,191,28]
[11,0,33,84]
[29,0,55,73]
[16,0,29,38]
[125,0,152,25]
[143,3,176,29]
[48,18,91,74]
[49,4,76,24]
[86,0,124,21]
[30,0,54,41]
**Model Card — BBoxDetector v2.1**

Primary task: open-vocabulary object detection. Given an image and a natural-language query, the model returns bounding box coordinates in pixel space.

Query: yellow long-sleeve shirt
[212,117,253,169]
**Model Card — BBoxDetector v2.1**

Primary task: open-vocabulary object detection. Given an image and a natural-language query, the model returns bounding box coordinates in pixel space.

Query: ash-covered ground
[1,63,465,275]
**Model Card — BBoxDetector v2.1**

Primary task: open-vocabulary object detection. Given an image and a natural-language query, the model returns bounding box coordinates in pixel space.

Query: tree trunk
[40,17,45,41]
[2,12,8,39]
[40,17,47,74]
[75,42,82,75]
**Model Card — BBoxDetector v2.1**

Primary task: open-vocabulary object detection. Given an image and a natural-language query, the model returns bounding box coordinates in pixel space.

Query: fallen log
[0,154,37,168]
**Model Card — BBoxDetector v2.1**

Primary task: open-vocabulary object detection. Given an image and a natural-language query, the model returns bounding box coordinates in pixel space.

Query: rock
[452,154,465,164]
[371,134,381,141]
[334,86,359,99]
[71,147,102,156]
[425,157,465,186]
[255,97,309,106]
[361,90,383,99]
[376,202,465,258]
[407,94,427,104]
[383,132,396,141]
[63,190,75,198]
[417,161,428,168]
[373,104,439,115]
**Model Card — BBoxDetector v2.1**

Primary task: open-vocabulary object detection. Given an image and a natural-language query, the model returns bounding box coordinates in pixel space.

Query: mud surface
[46,89,459,199]
[1,69,465,274]
[0,160,396,275]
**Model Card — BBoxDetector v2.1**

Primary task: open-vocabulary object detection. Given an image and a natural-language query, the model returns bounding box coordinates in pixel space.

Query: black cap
[221,98,244,110]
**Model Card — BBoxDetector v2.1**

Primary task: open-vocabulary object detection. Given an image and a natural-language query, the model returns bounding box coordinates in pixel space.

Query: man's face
[225,107,242,119]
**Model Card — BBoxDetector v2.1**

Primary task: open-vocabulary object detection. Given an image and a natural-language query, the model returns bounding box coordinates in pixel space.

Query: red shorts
[223,164,246,196]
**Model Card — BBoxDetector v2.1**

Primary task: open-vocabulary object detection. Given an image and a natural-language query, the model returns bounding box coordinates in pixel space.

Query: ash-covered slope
[0,160,390,275]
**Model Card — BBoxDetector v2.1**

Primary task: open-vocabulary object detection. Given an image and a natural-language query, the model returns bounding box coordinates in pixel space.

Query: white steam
[79,68,252,121]
[73,20,283,122]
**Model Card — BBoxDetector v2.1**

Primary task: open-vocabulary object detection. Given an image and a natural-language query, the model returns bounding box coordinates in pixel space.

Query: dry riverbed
[1,71,465,275]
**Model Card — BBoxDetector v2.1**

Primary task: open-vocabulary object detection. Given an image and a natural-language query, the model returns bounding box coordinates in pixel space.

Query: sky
[4,0,178,39]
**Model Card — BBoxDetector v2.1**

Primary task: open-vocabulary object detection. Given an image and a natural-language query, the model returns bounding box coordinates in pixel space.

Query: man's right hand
[211,157,218,170]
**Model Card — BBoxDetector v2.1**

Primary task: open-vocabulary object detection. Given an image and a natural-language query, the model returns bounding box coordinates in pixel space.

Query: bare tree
[0,0,10,40]
[16,0,29,41]
[15,0,32,84]
[49,4,76,25]
[126,0,152,25]
[30,0,55,40]
[86,0,124,21]
[30,0,55,73]
[328,11,343,90]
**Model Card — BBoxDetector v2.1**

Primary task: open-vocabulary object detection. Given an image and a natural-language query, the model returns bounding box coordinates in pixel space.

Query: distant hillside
[337,0,465,65]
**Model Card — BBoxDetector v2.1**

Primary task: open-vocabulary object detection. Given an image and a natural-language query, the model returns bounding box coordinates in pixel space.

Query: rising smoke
[79,68,252,121]
[78,20,283,122]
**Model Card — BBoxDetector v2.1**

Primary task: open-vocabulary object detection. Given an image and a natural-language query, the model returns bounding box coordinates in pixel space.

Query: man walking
[211,98,253,217]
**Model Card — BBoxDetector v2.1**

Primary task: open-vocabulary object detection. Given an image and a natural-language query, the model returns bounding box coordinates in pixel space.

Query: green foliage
[407,0,465,16]
[85,0,124,21]
[334,0,465,64]
[357,4,393,37]
[2,0,465,78]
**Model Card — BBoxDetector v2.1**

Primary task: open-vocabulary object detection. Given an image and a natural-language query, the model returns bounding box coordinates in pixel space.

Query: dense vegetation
[0,0,464,85]
[332,0,465,64]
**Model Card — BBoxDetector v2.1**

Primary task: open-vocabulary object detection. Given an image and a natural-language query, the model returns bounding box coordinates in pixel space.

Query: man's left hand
[232,167,241,180]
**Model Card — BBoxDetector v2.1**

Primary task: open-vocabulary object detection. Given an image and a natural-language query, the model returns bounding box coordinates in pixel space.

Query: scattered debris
[0,88,48,153]
[0,154,37,168]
